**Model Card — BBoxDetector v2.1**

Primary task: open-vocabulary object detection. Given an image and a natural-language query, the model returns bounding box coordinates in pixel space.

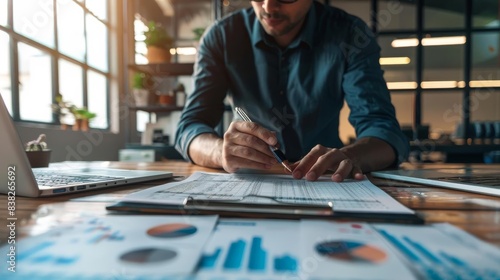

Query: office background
[0,0,498,162]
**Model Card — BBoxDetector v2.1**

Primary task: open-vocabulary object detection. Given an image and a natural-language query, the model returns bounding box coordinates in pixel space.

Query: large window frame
[368,0,500,139]
[0,0,111,129]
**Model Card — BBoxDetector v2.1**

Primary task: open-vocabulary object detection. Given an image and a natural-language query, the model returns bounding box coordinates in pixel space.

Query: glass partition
[424,0,465,29]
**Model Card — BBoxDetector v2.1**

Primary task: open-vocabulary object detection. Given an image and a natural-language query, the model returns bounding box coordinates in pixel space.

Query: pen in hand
[234,107,293,173]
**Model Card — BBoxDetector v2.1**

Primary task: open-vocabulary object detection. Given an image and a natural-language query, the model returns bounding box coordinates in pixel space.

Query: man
[175,0,409,182]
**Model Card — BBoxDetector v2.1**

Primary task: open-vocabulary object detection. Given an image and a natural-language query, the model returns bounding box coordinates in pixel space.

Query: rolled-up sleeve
[174,23,229,162]
[342,19,409,164]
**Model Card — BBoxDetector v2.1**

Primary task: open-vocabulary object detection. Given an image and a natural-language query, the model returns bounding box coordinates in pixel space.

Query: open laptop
[0,94,173,197]
[371,167,500,197]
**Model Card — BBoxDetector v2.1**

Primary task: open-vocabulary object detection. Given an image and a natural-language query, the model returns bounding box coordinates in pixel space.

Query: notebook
[0,94,173,197]
[371,167,500,197]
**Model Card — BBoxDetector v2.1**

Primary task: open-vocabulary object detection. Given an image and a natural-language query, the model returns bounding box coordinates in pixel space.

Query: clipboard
[106,197,424,224]
[183,196,334,216]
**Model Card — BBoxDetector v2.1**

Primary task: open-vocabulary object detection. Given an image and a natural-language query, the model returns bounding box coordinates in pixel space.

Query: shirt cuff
[357,128,410,165]
[175,124,217,163]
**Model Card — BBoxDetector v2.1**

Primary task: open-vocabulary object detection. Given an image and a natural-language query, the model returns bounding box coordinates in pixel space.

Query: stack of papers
[2,215,500,279]
[109,172,420,221]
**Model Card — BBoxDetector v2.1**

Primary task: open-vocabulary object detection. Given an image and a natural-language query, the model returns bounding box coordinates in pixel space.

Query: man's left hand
[290,144,364,182]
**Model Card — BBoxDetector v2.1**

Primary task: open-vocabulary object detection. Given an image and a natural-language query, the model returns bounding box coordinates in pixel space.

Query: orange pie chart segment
[315,240,387,264]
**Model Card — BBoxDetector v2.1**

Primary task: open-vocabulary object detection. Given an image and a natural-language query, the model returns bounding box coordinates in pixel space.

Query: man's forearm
[188,133,224,168]
[340,137,396,173]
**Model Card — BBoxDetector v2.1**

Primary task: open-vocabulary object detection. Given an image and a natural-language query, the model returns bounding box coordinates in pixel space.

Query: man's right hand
[221,121,278,173]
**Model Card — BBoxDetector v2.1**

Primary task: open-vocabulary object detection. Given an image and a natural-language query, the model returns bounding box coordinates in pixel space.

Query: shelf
[128,105,183,113]
[410,141,500,154]
[130,63,194,76]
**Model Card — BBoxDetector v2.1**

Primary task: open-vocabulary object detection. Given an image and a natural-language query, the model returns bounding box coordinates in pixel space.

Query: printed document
[121,172,414,214]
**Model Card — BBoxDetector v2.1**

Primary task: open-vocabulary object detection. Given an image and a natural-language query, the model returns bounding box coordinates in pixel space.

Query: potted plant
[71,107,97,131]
[51,93,75,129]
[132,72,150,107]
[192,27,205,41]
[25,134,51,168]
[144,21,174,63]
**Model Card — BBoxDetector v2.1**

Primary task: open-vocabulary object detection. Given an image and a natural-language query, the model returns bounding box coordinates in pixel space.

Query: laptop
[0,94,173,197]
[371,167,500,197]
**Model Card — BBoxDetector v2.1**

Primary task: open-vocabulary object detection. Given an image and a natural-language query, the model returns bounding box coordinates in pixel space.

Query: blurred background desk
[0,161,499,247]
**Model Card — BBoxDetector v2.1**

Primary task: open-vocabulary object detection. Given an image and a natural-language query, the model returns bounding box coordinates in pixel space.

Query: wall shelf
[128,104,184,113]
[129,63,194,76]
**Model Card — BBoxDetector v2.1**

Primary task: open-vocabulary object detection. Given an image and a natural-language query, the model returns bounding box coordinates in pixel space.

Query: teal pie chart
[147,223,198,238]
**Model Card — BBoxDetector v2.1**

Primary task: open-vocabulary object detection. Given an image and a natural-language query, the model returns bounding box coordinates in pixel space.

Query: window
[2,0,110,129]
[371,0,500,139]
[18,42,52,122]
[0,0,7,26]
[0,30,11,113]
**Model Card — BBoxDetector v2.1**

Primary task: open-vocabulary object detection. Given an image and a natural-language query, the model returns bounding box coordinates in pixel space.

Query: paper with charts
[196,219,417,280]
[196,219,500,280]
[0,215,218,279]
[121,171,414,214]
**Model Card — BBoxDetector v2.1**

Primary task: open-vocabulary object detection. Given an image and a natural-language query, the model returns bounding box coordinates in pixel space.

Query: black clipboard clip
[183,196,334,216]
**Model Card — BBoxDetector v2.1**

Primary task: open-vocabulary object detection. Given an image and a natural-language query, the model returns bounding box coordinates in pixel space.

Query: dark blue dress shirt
[175,2,409,163]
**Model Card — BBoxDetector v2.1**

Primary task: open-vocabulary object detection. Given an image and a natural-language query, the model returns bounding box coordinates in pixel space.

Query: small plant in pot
[71,107,97,131]
[132,72,150,107]
[25,134,51,168]
[51,93,74,129]
[144,21,174,63]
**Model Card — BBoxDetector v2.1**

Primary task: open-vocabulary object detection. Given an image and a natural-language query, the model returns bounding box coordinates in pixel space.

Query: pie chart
[120,248,177,263]
[147,223,198,238]
[315,240,387,263]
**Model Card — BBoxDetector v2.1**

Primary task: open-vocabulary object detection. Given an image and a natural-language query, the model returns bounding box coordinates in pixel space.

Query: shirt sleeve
[341,18,409,165]
[174,23,229,162]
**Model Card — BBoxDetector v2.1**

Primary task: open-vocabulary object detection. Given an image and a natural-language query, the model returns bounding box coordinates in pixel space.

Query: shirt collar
[251,3,317,50]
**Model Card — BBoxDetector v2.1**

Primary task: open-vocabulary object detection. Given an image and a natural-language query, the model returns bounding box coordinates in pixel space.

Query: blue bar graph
[248,237,267,271]
[205,236,299,275]
[378,229,495,280]
[88,231,125,244]
[31,255,78,265]
[199,248,222,269]
[378,230,441,280]
[223,239,246,270]
[274,255,298,272]
[18,242,55,261]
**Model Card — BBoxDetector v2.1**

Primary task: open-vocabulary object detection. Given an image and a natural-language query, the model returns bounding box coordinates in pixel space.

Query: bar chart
[375,224,500,280]
[197,219,300,278]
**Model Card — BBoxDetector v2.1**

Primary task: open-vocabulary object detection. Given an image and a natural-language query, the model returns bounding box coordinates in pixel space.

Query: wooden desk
[1,161,499,247]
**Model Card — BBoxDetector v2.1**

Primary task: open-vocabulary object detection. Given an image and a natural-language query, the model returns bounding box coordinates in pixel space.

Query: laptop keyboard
[34,172,123,187]
[436,175,500,187]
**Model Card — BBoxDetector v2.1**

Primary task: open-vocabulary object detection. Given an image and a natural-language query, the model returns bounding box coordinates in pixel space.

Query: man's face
[251,0,313,39]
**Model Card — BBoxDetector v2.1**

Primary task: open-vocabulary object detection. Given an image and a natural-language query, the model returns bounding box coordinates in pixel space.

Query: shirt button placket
[279,54,287,97]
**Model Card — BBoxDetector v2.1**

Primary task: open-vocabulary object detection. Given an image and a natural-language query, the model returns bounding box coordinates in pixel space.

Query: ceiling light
[422,36,466,46]
[391,38,419,48]
[175,47,197,56]
[421,81,458,89]
[470,80,500,87]
[391,36,467,48]
[387,82,418,90]
[380,57,411,65]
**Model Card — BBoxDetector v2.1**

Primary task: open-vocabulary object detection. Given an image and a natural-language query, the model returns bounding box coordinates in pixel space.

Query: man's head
[251,0,314,46]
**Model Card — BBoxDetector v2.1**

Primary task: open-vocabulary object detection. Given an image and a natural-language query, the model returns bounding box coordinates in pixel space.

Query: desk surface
[0,161,499,247]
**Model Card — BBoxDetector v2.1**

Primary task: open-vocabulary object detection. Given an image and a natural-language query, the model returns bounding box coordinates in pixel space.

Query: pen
[234,107,293,173]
